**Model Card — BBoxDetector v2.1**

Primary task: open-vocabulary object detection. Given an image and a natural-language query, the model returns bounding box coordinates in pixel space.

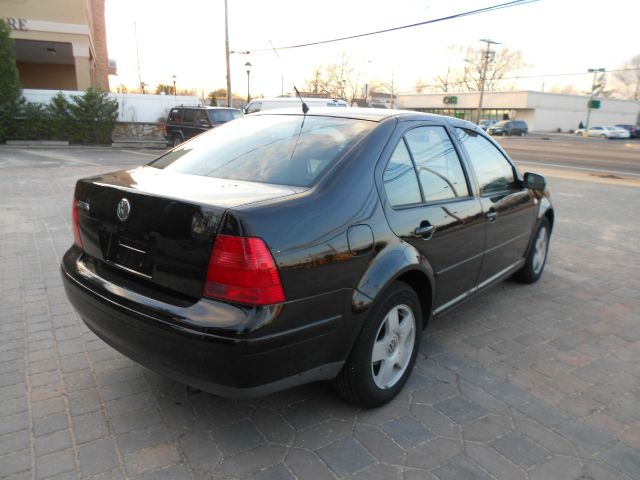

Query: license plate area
[105,231,154,278]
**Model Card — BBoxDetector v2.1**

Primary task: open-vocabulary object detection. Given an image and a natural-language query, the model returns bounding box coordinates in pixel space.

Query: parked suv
[487,120,528,136]
[164,106,243,146]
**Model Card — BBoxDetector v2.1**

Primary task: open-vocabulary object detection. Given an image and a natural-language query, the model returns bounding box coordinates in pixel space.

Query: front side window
[196,110,209,125]
[404,126,469,202]
[456,128,516,195]
[151,115,375,187]
[383,140,422,207]
[208,109,242,123]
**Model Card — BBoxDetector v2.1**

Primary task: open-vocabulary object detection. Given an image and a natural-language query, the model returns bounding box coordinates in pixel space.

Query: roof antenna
[294,86,309,114]
[269,40,309,114]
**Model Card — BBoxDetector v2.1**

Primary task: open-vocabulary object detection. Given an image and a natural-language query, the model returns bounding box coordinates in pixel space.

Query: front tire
[334,282,421,408]
[172,135,183,147]
[513,218,550,284]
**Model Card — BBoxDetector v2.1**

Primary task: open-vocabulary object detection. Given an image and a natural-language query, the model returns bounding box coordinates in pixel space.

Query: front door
[380,124,485,309]
[454,128,536,284]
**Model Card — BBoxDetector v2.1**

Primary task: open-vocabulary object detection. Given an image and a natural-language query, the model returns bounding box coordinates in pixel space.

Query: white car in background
[575,125,631,139]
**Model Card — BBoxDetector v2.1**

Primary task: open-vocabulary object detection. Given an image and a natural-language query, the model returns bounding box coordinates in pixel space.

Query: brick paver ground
[1,146,639,479]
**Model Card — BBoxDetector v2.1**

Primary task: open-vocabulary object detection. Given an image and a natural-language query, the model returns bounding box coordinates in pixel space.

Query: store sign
[443,96,458,105]
[3,18,28,31]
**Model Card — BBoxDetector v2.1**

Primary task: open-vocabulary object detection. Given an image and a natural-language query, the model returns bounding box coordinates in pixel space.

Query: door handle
[414,224,435,240]
[486,209,498,222]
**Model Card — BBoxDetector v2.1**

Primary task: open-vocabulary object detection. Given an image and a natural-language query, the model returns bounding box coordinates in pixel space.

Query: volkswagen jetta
[62,108,554,407]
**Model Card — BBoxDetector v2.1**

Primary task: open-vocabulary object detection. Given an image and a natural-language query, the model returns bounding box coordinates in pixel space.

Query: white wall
[22,89,200,123]
[526,92,639,132]
[397,91,640,132]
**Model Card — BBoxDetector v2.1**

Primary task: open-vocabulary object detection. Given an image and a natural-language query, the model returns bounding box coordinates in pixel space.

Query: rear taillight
[204,235,285,306]
[72,196,83,248]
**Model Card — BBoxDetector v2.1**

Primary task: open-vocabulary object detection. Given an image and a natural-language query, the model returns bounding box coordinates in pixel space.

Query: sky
[105,0,640,99]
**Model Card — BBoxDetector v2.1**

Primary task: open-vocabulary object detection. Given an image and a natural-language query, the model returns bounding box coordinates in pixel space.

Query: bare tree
[612,54,640,100]
[424,44,527,94]
[549,84,584,95]
[458,46,527,92]
[303,53,362,104]
[433,45,465,93]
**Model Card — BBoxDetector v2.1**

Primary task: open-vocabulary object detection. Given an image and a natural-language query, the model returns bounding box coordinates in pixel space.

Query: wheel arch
[355,243,435,330]
[395,269,433,329]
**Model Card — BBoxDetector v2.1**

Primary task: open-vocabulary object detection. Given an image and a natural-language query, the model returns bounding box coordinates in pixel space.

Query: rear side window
[455,128,516,195]
[168,108,181,123]
[151,115,375,187]
[383,140,422,207]
[404,126,469,201]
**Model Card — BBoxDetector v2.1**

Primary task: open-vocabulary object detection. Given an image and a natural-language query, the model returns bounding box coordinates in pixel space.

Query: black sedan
[62,108,554,407]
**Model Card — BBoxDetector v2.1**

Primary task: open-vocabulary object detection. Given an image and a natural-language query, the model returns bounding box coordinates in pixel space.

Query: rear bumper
[61,248,355,398]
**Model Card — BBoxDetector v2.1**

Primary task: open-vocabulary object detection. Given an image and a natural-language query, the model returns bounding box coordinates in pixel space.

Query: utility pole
[224,0,231,107]
[585,67,605,132]
[476,38,500,124]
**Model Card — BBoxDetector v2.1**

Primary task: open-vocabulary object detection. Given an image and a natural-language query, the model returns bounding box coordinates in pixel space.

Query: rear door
[194,109,211,135]
[454,128,536,285]
[379,123,485,309]
[181,108,197,139]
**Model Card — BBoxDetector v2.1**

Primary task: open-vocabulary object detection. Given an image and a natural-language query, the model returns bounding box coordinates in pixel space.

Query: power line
[240,0,540,53]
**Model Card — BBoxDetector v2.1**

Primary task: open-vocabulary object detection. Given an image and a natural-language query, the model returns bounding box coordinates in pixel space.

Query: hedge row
[11,88,118,144]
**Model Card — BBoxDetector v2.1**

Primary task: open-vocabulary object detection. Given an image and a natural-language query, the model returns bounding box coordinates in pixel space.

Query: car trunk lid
[74,166,301,300]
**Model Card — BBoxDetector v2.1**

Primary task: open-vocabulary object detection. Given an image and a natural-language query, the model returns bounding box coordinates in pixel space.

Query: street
[1,141,639,480]
[496,134,640,178]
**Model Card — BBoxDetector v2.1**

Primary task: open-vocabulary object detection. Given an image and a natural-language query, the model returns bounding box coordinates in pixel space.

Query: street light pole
[224,0,232,107]
[585,67,605,132]
[476,38,500,124]
[172,75,176,97]
[245,62,252,104]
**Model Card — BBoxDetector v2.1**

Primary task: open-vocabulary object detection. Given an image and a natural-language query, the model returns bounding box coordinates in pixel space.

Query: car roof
[253,107,478,129]
[176,106,240,111]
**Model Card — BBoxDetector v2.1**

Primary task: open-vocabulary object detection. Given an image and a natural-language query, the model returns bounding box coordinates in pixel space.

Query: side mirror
[523,172,546,191]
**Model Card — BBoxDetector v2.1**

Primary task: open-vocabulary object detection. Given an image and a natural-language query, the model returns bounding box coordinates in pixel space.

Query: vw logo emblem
[116,198,131,222]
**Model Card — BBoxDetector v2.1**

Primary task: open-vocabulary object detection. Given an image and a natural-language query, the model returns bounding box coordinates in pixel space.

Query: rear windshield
[150,115,375,187]
[208,109,243,123]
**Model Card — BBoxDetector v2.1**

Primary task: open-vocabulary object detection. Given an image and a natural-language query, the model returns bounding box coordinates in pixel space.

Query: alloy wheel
[371,304,416,389]
[532,226,548,275]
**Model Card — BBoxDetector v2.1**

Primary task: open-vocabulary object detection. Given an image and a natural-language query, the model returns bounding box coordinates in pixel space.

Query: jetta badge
[116,198,131,222]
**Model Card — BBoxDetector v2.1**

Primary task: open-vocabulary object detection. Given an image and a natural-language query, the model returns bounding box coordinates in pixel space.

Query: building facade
[397,91,640,132]
[1,0,114,91]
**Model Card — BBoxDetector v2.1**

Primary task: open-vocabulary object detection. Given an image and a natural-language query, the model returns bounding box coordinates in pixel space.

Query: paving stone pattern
[1,147,640,479]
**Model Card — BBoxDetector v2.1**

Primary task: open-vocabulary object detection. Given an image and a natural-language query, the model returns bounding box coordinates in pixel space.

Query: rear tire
[513,218,550,284]
[334,282,421,408]
[172,135,183,147]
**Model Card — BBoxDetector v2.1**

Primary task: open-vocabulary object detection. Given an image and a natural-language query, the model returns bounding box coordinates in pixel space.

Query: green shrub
[47,92,72,140]
[68,88,118,144]
[14,102,51,140]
